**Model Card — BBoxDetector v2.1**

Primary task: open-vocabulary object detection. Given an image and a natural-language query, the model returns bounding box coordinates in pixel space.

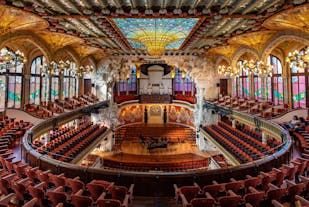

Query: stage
[92,124,215,171]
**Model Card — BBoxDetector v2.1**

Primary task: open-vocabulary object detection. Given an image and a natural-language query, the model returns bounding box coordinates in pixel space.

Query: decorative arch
[0,30,52,62]
[261,30,309,62]
[231,46,259,69]
[80,55,97,70]
[53,46,80,66]
[214,55,231,69]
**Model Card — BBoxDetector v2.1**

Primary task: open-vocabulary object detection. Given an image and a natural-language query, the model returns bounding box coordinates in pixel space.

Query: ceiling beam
[205,0,216,9]
[221,0,232,9]
[129,0,136,8]
[258,0,282,14]
[228,0,251,14]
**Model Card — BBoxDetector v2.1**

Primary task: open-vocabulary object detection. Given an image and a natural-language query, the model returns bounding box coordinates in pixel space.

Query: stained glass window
[237,61,250,98]
[268,55,284,105]
[292,75,306,108]
[51,77,59,101]
[0,76,5,112]
[30,56,46,105]
[7,76,22,108]
[174,69,183,93]
[254,76,263,101]
[128,65,137,93]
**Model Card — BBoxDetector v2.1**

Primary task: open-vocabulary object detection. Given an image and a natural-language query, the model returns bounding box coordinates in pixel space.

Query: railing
[22,100,292,197]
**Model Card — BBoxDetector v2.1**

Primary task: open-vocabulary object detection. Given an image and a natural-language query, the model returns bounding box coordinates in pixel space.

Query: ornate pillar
[59,73,64,100]
[283,62,290,108]
[23,74,31,106]
[78,77,84,96]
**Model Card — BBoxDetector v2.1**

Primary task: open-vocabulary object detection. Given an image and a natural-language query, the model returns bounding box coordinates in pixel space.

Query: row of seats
[204,125,254,163]
[174,155,307,207]
[0,116,32,152]
[213,96,288,118]
[218,122,273,154]
[0,154,134,207]
[35,121,107,162]
[24,94,99,119]
[103,158,209,172]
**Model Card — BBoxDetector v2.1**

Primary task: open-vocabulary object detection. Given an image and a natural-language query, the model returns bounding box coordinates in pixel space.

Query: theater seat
[97,199,122,207]
[71,190,93,207]
[218,190,241,207]
[190,195,215,207]
[22,198,37,207]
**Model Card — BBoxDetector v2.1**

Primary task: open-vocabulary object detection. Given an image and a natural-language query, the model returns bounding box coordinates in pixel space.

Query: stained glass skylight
[112,18,199,55]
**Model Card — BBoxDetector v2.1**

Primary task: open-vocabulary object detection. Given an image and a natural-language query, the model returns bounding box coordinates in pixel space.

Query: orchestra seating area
[24,94,99,119]
[0,154,134,207]
[174,154,308,207]
[214,96,289,118]
[33,121,107,163]
[203,121,277,163]
[116,124,195,144]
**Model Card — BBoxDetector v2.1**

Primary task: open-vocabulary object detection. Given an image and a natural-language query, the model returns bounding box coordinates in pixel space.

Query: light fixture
[0,48,27,72]
[217,65,240,77]
[242,59,273,77]
[42,60,72,75]
[76,65,94,77]
[286,46,309,72]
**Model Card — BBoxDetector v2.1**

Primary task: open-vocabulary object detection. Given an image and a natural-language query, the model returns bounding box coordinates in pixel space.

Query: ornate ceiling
[0,0,308,59]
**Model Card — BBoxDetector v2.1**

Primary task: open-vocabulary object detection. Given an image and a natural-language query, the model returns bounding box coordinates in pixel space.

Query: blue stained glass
[113,18,199,49]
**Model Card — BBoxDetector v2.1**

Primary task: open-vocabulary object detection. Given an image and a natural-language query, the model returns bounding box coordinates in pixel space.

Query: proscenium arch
[231,46,259,69]
[0,30,52,63]
[261,30,309,63]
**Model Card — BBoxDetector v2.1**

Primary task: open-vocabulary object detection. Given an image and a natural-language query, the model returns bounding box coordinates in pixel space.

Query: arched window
[0,47,23,109]
[174,68,183,95]
[268,55,284,105]
[254,75,263,101]
[63,62,77,98]
[236,61,250,98]
[51,69,59,101]
[291,49,307,108]
[114,67,137,96]
[173,68,195,96]
[30,56,47,105]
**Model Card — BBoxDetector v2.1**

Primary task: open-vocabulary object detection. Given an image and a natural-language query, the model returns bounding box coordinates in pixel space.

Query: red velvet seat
[87,182,107,201]
[190,197,215,207]
[97,199,122,207]
[218,190,241,207]
[71,193,93,207]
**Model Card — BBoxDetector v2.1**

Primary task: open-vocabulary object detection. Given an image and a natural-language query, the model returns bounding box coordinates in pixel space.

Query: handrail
[22,100,292,195]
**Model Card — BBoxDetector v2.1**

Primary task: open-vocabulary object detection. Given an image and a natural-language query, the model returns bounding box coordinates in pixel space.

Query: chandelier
[217,65,240,77]
[76,65,94,77]
[286,46,309,72]
[42,60,70,75]
[0,48,27,72]
[242,60,273,77]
